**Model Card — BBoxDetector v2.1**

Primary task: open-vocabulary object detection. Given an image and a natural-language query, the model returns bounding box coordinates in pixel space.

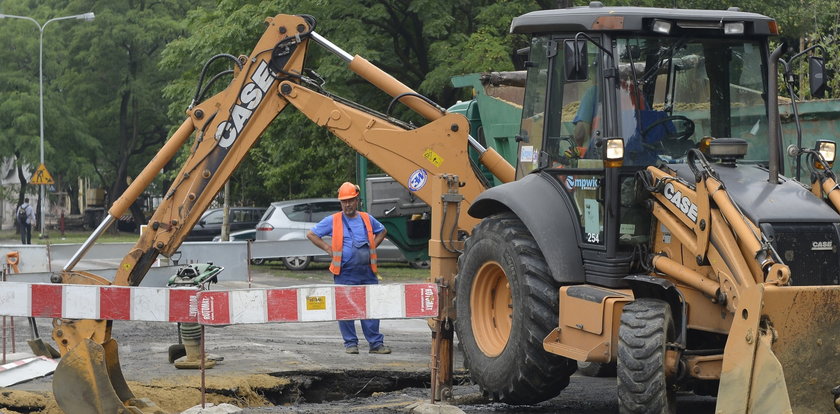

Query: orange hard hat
[337,182,360,200]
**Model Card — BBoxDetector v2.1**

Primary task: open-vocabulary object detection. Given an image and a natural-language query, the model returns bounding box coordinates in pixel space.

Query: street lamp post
[0,12,95,237]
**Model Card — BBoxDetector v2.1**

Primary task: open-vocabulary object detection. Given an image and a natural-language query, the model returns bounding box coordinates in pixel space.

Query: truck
[43,5,840,414]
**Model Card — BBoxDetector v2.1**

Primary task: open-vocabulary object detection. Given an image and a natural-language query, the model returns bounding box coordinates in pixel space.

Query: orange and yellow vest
[329,212,378,275]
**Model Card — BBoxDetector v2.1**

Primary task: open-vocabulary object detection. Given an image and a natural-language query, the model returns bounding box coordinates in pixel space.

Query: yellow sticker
[423,149,443,167]
[306,296,327,310]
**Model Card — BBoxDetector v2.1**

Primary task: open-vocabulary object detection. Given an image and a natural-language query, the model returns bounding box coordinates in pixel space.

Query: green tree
[57,0,201,226]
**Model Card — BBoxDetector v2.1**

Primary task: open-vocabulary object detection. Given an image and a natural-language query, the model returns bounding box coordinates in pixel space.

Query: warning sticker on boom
[423,149,443,167]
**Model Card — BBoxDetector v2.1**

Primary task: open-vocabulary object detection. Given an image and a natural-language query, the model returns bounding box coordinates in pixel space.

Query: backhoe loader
[455,4,840,414]
[42,4,840,414]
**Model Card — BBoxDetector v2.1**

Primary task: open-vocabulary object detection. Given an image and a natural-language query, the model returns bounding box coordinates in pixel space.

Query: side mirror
[513,46,530,71]
[564,40,588,82]
[809,56,828,98]
[198,219,206,227]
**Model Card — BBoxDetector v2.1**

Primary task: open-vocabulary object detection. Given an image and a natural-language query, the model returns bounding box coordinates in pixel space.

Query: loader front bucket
[717,284,840,413]
[53,338,164,413]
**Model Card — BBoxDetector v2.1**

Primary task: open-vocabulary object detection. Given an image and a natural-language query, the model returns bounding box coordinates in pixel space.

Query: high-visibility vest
[329,212,378,275]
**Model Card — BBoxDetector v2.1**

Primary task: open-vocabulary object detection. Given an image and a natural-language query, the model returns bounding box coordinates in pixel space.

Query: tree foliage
[1,0,839,221]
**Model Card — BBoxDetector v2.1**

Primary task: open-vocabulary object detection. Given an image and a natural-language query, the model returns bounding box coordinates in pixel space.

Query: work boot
[345,346,359,354]
[369,345,391,354]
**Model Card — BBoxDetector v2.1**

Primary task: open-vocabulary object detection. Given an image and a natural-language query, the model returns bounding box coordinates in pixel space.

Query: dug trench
[0,370,470,413]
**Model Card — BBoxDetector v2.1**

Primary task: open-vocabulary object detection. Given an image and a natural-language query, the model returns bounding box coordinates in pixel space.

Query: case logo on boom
[663,182,698,223]
[215,60,275,148]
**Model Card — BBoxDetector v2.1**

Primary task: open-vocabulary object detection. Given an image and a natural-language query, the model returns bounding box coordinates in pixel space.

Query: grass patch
[253,261,431,283]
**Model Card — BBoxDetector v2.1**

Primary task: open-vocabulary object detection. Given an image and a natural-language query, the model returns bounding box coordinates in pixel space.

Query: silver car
[255,198,407,270]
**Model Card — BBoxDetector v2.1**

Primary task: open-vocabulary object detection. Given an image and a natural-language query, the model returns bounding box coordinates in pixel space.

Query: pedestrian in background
[306,182,392,355]
[17,198,35,245]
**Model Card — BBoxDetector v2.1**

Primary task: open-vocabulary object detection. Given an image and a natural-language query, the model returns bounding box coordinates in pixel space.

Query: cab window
[516,36,550,179]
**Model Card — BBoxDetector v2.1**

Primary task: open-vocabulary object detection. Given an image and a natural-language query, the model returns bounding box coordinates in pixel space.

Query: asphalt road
[0,268,717,413]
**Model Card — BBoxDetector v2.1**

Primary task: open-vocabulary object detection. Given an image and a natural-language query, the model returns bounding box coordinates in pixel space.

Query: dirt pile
[0,374,290,414]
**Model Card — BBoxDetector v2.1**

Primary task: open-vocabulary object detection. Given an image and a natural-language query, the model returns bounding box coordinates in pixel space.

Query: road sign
[29,164,54,185]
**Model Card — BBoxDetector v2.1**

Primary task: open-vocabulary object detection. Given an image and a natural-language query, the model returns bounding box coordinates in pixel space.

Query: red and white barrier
[0,282,438,326]
[0,355,54,373]
[0,282,198,323]
[196,283,438,325]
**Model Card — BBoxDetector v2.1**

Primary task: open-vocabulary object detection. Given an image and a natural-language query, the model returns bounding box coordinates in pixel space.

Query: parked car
[255,198,409,270]
[186,207,266,241]
[213,229,256,242]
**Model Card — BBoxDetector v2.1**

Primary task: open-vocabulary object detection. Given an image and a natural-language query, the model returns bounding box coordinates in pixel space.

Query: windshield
[615,36,768,166]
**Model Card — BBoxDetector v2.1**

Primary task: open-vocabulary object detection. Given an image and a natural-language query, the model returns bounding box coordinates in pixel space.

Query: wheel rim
[285,256,307,268]
[470,261,512,357]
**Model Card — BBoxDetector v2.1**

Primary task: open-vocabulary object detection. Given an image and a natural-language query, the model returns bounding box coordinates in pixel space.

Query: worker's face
[340,197,358,217]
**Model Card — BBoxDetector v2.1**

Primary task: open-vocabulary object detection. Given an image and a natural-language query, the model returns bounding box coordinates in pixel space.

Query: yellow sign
[306,296,327,310]
[423,149,443,167]
[30,164,54,185]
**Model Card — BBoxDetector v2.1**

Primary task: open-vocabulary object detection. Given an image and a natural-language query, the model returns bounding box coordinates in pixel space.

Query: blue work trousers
[335,270,384,350]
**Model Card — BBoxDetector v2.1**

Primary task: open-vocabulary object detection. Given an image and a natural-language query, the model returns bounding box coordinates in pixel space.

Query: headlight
[723,22,745,35]
[815,140,836,169]
[652,20,672,35]
[604,138,624,168]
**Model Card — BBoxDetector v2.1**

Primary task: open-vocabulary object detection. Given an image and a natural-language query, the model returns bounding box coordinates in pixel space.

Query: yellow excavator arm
[51,14,512,413]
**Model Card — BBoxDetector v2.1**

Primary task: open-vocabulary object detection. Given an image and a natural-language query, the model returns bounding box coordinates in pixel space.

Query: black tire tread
[617,299,675,414]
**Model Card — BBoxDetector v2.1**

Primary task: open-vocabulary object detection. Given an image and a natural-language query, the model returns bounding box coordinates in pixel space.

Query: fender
[468,172,585,285]
[624,275,687,347]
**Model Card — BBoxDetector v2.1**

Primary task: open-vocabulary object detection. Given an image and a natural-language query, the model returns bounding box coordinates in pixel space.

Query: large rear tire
[455,212,576,404]
[617,298,677,414]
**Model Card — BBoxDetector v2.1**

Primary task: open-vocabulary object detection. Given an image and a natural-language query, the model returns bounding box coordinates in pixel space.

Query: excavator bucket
[53,338,163,414]
[717,284,840,413]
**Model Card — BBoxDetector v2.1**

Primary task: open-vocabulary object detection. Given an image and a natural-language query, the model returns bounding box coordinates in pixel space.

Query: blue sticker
[408,169,428,192]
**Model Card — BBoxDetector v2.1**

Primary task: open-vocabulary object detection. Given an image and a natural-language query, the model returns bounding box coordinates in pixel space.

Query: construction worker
[306,182,392,355]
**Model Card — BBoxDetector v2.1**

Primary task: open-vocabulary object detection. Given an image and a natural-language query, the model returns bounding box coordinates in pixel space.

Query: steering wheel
[641,114,695,141]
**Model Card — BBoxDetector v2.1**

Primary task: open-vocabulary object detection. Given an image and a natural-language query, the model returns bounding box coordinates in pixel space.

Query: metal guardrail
[0,240,329,287]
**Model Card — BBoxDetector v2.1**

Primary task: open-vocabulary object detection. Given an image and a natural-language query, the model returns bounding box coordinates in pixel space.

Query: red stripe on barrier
[267,289,297,322]
[31,284,62,318]
[100,287,131,320]
[169,289,197,322]
[198,291,230,325]
[335,286,366,320]
[405,284,437,317]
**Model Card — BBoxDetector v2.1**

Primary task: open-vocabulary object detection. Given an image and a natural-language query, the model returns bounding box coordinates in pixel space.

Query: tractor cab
[512,4,780,286]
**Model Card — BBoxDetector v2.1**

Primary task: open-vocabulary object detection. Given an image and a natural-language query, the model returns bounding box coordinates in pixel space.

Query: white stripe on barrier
[0,283,30,317]
[231,289,266,324]
[63,285,98,319]
[369,284,403,319]
[134,287,166,322]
